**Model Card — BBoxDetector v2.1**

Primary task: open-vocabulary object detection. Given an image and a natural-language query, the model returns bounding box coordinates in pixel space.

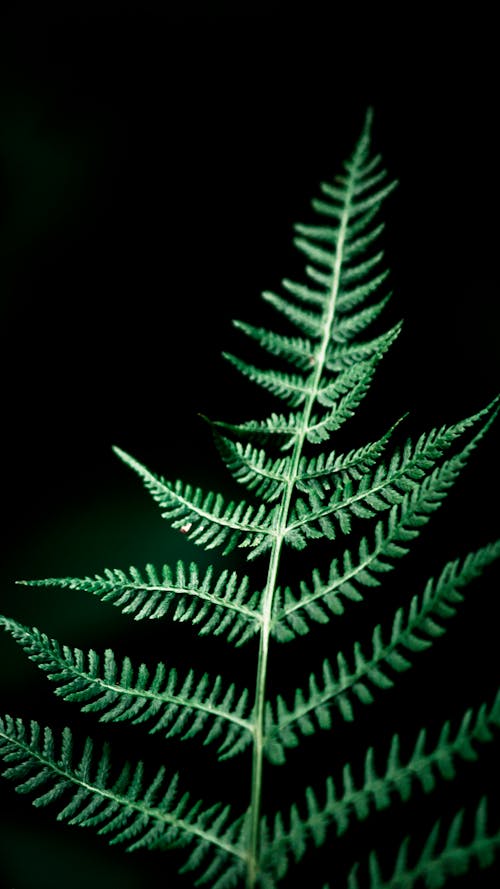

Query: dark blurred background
[0,11,498,889]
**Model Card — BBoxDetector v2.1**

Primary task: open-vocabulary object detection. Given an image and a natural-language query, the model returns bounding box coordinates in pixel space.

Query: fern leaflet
[346,798,500,889]
[0,716,247,888]
[265,542,500,761]
[0,618,253,759]
[112,446,277,557]
[18,562,262,646]
[262,692,500,880]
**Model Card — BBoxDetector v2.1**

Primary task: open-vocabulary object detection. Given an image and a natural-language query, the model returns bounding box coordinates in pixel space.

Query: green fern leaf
[18,562,262,646]
[331,292,391,343]
[206,409,304,451]
[294,220,385,263]
[112,446,276,557]
[347,798,500,889]
[263,693,500,878]
[216,416,404,505]
[0,618,253,759]
[0,716,246,886]
[289,398,499,541]
[232,319,314,370]
[335,269,390,314]
[222,353,311,407]
[295,415,406,497]
[315,357,385,409]
[280,277,327,307]
[2,109,498,889]
[214,436,289,502]
[325,322,403,372]
[305,351,391,444]
[265,542,500,760]
[261,290,324,338]
[273,438,498,641]
[305,324,402,444]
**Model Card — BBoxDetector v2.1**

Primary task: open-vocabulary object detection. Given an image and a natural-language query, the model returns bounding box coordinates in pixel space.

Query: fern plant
[1,109,499,889]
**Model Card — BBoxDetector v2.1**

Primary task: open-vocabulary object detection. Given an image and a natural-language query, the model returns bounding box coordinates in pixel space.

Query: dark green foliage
[261,692,500,882]
[0,617,253,759]
[0,716,247,888]
[1,110,499,888]
[19,562,262,645]
[346,799,500,889]
[265,544,500,762]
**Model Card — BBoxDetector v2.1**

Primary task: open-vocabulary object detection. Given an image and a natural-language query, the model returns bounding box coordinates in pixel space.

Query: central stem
[245,421,309,887]
[244,151,357,888]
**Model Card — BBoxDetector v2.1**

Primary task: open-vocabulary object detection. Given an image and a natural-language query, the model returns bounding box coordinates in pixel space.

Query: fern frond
[305,325,402,445]
[281,277,326,307]
[265,542,500,760]
[3,109,499,889]
[292,236,336,269]
[319,178,398,218]
[305,361,381,447]
[18,562,262,646]
[315,356,384,410]
[214,436,289,502]
[335,269,390,314]
[0,619,253,760]
[325,322,403,372]
[343,222,386,259]
[208,322,402,456]
[331,292,391,344]
[272,497,448,640]
[255,138,395,369]
[347,798,500,889]
[275,405,499,638]
[262,290,323,338]
[206,410,304,451]
[232,319,314,370]
[112,447,276,558]
[217,416,404,507]
[0,716,246,886]
[291,397,499,540]
[296,415,406,497]
[294,220,385,261]
[311,177,397,224]
[262,693,500,878]
[222,353,311,407]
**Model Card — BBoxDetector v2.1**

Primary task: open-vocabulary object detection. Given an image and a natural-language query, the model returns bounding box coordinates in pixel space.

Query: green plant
[1,109,499,888]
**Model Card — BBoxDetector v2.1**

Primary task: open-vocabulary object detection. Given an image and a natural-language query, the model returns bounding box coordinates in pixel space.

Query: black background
[0,10,499,889]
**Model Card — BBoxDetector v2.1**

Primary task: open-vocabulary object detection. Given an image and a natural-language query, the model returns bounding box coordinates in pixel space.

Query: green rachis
[1,110,499,888]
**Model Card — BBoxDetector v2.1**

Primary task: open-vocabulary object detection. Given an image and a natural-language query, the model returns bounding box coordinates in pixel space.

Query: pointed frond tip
[0,716,247,885]
[0,618,254,760]
[111,446,277,559]
[16,562,262,646]
[346,798,500,889]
